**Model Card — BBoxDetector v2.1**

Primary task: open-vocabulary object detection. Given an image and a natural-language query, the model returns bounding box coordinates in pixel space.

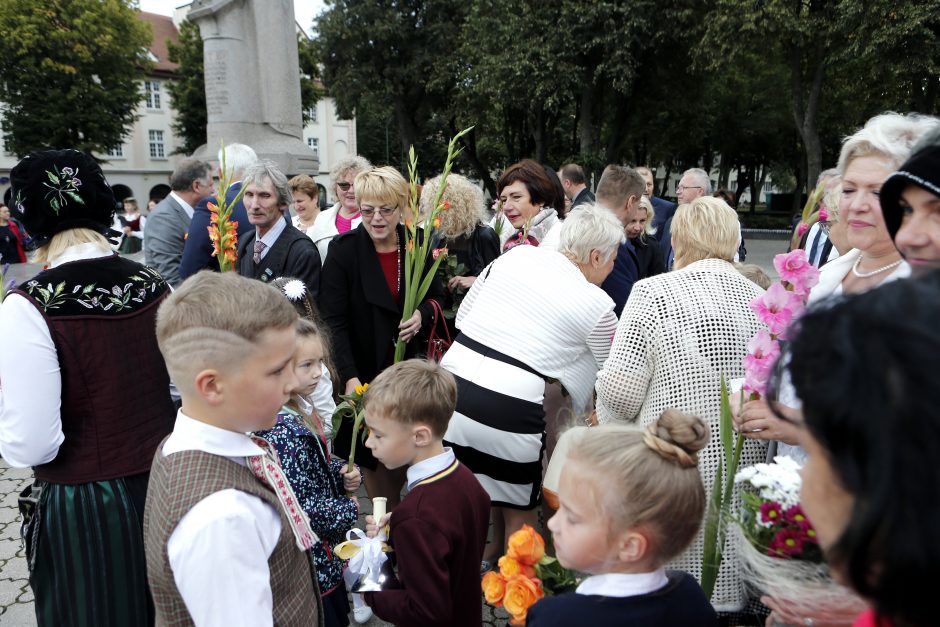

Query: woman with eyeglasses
[310,156,372,263]
[318,166,446,511]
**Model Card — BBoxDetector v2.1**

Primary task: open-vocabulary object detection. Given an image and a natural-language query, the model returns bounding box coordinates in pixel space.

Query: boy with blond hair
[362,360,490,627]
[144,271,323,626]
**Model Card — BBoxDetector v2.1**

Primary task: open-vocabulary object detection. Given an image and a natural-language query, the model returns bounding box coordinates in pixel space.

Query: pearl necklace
[396,229,402,294]
[851,255,903,278]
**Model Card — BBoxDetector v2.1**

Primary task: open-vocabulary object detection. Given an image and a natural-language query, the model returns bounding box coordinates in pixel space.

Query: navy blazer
[179,182,253,281]
[570,187,596,211]
[650,195,678,234]
[601,238,640,317]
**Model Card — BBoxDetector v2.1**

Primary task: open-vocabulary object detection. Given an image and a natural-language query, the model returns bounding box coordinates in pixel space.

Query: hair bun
[643,409,710,468]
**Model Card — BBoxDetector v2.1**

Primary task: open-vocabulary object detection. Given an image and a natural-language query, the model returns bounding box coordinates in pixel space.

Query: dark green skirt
[27,473,154,627]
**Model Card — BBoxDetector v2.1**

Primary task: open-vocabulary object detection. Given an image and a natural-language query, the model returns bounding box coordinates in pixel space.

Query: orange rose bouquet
[481,525,577,625]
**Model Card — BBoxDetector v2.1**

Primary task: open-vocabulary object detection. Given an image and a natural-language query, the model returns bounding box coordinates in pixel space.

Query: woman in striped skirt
[442,204,622,566]
[0,150,176,626]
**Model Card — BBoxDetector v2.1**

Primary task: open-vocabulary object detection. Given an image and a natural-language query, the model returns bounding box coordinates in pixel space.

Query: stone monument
[188,0,317,175]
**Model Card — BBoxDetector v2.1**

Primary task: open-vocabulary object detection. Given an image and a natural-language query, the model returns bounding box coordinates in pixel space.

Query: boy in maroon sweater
[361,360,490,627]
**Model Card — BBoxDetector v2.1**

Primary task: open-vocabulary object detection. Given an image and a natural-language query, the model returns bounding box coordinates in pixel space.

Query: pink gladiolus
[797,222,809,238]
[743,330,780,385]
[818,206,829,222]
[742,367,769,398]
[774,249,820,296]
[751,283,803,336]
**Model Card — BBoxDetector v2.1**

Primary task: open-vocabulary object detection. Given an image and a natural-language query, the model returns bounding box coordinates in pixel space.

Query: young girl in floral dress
[254,317,362,627]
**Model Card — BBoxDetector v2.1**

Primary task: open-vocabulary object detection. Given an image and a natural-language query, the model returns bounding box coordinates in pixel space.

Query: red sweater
[368,461,490,627]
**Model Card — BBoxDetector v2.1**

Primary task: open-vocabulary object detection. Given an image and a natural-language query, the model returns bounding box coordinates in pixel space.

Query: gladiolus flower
[818,206,829,222]
[433,217,442,229]
[503,575,544,625]
[481,571,506,605]
[506,524,545,566]
[797,222,809,238]
[742,330,780,390]
[773,250,820,296]
[750,283,803,336]
[432,247,448,260]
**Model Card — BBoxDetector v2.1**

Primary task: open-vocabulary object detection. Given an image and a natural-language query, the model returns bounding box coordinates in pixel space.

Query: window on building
[107,145,124,158]
[144,80,162,109]
[149,130,165,159]
[306,106,318,123]
[307,137,319,159]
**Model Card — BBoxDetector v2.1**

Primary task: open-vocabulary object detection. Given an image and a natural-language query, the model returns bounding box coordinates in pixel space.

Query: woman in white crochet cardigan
[595,196,768,613]
[442,205,622,567]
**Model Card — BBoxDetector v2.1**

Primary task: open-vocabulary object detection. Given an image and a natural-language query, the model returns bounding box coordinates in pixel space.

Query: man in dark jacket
[236,160,321,298]
[559,163,595,211]
[595,165,643,316]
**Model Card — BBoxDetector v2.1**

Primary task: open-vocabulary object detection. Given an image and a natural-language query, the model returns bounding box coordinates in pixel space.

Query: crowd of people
[1,109,939,627]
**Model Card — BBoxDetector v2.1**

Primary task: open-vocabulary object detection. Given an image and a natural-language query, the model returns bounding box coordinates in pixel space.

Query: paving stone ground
[0,238,786,625]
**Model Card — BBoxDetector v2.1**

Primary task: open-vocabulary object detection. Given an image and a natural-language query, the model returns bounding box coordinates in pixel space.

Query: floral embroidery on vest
[24,265,165,312]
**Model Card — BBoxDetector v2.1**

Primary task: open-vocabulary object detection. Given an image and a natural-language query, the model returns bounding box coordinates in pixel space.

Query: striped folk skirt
[442,334,546,510]
[26,473,154,627]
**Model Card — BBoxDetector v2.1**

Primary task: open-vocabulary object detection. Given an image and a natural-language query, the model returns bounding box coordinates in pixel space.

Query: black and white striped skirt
[442,334,546,510]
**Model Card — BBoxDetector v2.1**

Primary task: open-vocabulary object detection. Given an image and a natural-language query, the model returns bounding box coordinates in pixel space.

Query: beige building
[0,9,355,209]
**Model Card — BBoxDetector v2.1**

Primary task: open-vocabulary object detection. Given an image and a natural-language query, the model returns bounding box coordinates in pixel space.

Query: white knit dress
[595,258,769,612]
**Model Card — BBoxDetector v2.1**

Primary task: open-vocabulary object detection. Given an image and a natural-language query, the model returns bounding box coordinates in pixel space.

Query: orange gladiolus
[481,571,506,605]
[498,555,535,579]
[503,575,544,625]
[506,524,545,566]
[433,217,442,228]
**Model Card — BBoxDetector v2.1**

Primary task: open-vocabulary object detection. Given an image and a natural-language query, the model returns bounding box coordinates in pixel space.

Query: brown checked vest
[143,442,323,627]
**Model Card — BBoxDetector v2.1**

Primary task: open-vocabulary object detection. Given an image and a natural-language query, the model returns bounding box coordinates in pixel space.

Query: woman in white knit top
[442,205,621,566]
[595,196,768,612]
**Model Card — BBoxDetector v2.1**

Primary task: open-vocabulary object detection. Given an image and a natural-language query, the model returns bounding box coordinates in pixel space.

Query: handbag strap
[426,299,452,344]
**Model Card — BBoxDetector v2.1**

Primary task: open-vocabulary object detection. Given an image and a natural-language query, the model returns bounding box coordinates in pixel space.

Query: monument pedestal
[189,0,318,176]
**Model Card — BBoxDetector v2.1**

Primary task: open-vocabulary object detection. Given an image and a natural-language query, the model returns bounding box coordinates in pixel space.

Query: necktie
[247,435,319,551]
[253,239,267,264]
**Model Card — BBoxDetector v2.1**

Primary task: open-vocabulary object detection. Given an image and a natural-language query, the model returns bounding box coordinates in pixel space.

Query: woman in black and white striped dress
[441,204,622,566]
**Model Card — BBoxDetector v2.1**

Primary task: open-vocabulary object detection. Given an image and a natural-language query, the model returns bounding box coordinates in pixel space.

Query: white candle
[372,497,387,522]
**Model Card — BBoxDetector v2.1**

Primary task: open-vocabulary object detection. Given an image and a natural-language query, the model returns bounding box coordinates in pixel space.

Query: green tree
[166,20,206,155]
[0,0,152,157]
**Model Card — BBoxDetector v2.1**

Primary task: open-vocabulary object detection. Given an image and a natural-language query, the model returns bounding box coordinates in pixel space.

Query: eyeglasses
[337,182,354,191]
[676,185,703,192]
[360,205,397,218]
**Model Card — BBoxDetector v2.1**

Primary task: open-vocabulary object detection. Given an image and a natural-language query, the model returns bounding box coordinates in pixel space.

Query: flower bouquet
[331,382,368,495]
[700,249,820,600]
[481,525,577,625]
[207,141,247,272]
[734,457,863,620]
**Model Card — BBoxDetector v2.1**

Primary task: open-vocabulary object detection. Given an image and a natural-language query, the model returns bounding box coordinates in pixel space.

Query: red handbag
[424,299,453,361]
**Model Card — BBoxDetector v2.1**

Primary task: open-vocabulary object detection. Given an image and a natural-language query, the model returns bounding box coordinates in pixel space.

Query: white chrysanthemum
[736,456,802,507]
[283,280,306,301]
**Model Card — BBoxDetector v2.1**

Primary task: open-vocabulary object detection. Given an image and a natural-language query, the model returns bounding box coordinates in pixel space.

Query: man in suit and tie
[236,160,321,297]
[145,159,214,287]
[559,163,595,211]
[179,143,258,280]
[636,166,677,234]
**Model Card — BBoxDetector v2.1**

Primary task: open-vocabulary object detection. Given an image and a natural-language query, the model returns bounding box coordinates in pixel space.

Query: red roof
[138,11,180,74]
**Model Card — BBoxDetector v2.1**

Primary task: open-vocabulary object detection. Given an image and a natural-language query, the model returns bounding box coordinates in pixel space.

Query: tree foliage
[0,0,152,158]
[166,19,206,155]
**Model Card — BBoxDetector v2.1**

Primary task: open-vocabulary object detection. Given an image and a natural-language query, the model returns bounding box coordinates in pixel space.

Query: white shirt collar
[406,447,456,491]
[257,216,288,258]
[50,242,113,267]
[169,191,196,219]
[575,569,669,598]
[162,410,264,463]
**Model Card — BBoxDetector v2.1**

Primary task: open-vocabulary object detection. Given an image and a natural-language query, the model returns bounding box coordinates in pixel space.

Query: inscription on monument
[204,50,229,116]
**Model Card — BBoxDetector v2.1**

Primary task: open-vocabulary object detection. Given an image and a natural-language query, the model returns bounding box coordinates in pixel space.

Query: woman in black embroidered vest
[318,166,445,511]
[0,150,175,627]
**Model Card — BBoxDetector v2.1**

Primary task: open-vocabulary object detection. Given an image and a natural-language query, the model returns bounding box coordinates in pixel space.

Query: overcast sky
[138,0,327,35]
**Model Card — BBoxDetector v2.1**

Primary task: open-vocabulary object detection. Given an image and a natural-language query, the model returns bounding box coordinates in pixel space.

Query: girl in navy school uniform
[255,317,362,627]
[527,409,719,627]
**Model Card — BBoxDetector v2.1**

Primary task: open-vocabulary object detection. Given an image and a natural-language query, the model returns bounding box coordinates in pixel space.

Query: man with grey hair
[593,164,644,316]
[236,160,321,297]
[145,158,215,287]
[179,143,259,280]
[660,167,723,267]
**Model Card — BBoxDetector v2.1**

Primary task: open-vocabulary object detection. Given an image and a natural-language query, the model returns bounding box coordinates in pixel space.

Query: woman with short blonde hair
[626,196,664,280]
[670,196,740,269]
